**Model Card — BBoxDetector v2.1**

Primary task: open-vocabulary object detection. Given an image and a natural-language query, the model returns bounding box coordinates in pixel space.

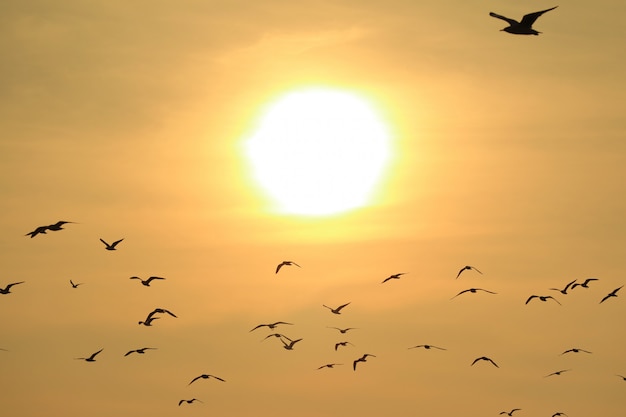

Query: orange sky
[1,1,625,416]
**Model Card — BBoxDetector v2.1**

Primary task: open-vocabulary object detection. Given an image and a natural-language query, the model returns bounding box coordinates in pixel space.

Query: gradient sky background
[1,1,625,416]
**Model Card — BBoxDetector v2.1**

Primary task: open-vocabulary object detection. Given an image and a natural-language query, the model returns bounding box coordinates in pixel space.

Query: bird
[146,308,177,319]
[275,261,300,274]
[129,276,166,286]
[100,238,124,251]
[525,295,561,305]
[334,341,354,351]
[281,338,303,350]
[262,333,292,342]
[450,288,497,299]
[69,279,83,288]
[188,374,225,385]
[381,273,407,283]
[178,398,203,406]
[124,347,157,356]
[75,348,103,362]
[552,413,568,417]
[456,265,482,279]
[471,356,499,368]
[327,326,357,334]
[25,221,75,238]
[489,6,558,35]
[616,375,626,381]
[138,316,160,327]
[544,369,571,377]
[0,281,25,295]
[500,410,521,416]
[560,348,591,355]
[549,279,577,295]
[600,285,623,304]
[322,302,351,314]
[249,322,293,332]
[571,278,599,289]
[353,353,376,371]
[408,344,446,351]
[317,363,343,370]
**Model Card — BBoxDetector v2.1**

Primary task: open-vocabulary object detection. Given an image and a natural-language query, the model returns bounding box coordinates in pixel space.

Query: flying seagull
[408,344,446,351]
[138,308,177,326]
[25,221,75,238]
[456,265,482,279]
[450,288,497,299]
[323,302,351,314]
[600,285,623,304]
[100,238,124,251]
[178,399,203,406]
[188,374,225,385]
[124,347,157,356]
[552,413,568,417]
[353,353,376,371]
[560,348,591,355]
[549,279,577,295]
[327,326,357,334]
[500,410,522,416]
[275,261,300,274]
[138,316,160,327]
[545,369,571,377]
[489,6,558,35]
[334,341,354,351]
[0,281,25,295]
[129,276,166,287]
[75,348,103,362]
[281,338,303,350]
[69,279,83,288]
[571,278,599,289]
[317,363,343,370]
[381,273,407,283]
[525,295,561,305]
[262,333,292,342]
[249,321,293,332]
[471,356,499,368]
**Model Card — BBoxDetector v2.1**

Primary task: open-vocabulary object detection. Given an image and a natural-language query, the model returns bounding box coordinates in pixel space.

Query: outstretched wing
[489,12,519,26]
[520,6,558,27]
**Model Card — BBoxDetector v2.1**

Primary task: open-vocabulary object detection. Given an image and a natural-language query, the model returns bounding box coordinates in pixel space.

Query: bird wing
[336,302,351,312]
[275,262,285,273]
[99,238,110,246]
[520,6,558,27]
[111,239,124,247]
[189,376,202,385]
[489,12,519,26]
[124,350,135,356]
[212,375,225,382]
[89,349,103,359]
[525,295,537,304]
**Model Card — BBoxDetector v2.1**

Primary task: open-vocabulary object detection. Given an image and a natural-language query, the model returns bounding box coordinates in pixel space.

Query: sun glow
[244,88,393,216]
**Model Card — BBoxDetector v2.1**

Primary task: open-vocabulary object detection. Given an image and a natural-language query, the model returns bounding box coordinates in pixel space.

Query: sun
[243,88,393,216]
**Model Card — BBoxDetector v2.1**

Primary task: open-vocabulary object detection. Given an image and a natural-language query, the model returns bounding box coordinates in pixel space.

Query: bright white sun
[243,88,392,216]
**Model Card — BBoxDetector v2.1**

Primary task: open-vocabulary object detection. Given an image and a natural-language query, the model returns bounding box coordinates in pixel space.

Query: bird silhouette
[334,341,354,351]
[552,413,568,417]
[549,279,577,295]
[25,221,75,238]
[100,238,124,251]
[146,308,177,319]
[500,409,521,416]
[600,285,623,304]
[138,316,160,327]
[275,261,300,274]
[327,327,357,334]
[178,398,203,406]
[322,302,351,314]
[525,295,561,305]
[75,348,103,362]
[124,347,157,356]
[471,356,499,368]
[545,369,571,377]
[0,281,25,295]
[353,353,376,371]
[489,6,558,35]
[456,265,482,279]
[408,344,447,351]
[571,278,599,289]
[69,279,83,288]
[560,348,591,355]
[450,288,497,299]
[281,338,303,350]
[188,374,225,385]
[381,273,407,283]
[249,321,293,332]
[129,276,166,286]
[262,333,292,342]
[317,363,343,369]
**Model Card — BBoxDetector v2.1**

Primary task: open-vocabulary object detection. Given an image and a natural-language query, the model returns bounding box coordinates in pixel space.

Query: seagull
[281,338,303,350]
[525,295,561,305]
[489,6,558,35]
[450,288,497,299]
[381,273,407,283]
[544,369,571,377]
[471,356,499,368]
[188,374,225,385]
[600,285,623,304]
[129,276,166,286]
[571,278,599,289]
[327,326,357,334]
[124,347,157,356]
[178,399,203,406]
[318,363,343,369]
[456,265,482,279]
[249,321,293,332]
[0,281,25,295]
[323,302,351,314]
[69,279,83,288]
[500,409,522,416]
[552,413,568,417]
[549,279,577,295]
[408,344,447,351]
[138,316,160,326]
[334,341,354,351]
[353,354,376,371]
[75,348,103,362]
[262,333,292,342]
[560,348,592,355]
[25,221,75,238]
[146,308,177,319]
[275,261,300,274]
[100,238,124,251]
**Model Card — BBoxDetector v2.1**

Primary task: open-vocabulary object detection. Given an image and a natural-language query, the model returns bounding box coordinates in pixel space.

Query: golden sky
[1,1,625,416]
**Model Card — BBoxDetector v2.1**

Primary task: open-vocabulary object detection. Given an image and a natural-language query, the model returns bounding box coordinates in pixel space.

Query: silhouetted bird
[456,265,482,279]
[571,278,599,289]
[381,273,407,283]
[545,369,571,377]
[249,321,293,332]
[408,344,446,351]
[353,354,376,370]
[552,413,568,417]
[323,302,351,314]
[25,221,75,238]
[75,348,103,362]
[130,276,165,286]
[0,281,25,295]
[471,356,499,368]
[334,341,354,351]
[327,326,357,334]
[500,409,521,416]
[526,295,561,305]
[600,286,623,304]
[275,261,300,274]
[262,333,292,342]
[281,338,303,350]
[138,316,160,327]
[489,6,558,35]
[146,308,177,319]
[318,363,343,369]
[100,238,124,250]
[560,348,591,355]
[188,374,225,385]
[69,279,83,288]
[549,279,577,295]
[450,288,497,299]
[178,398,203,406]
[124,347,157,356]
